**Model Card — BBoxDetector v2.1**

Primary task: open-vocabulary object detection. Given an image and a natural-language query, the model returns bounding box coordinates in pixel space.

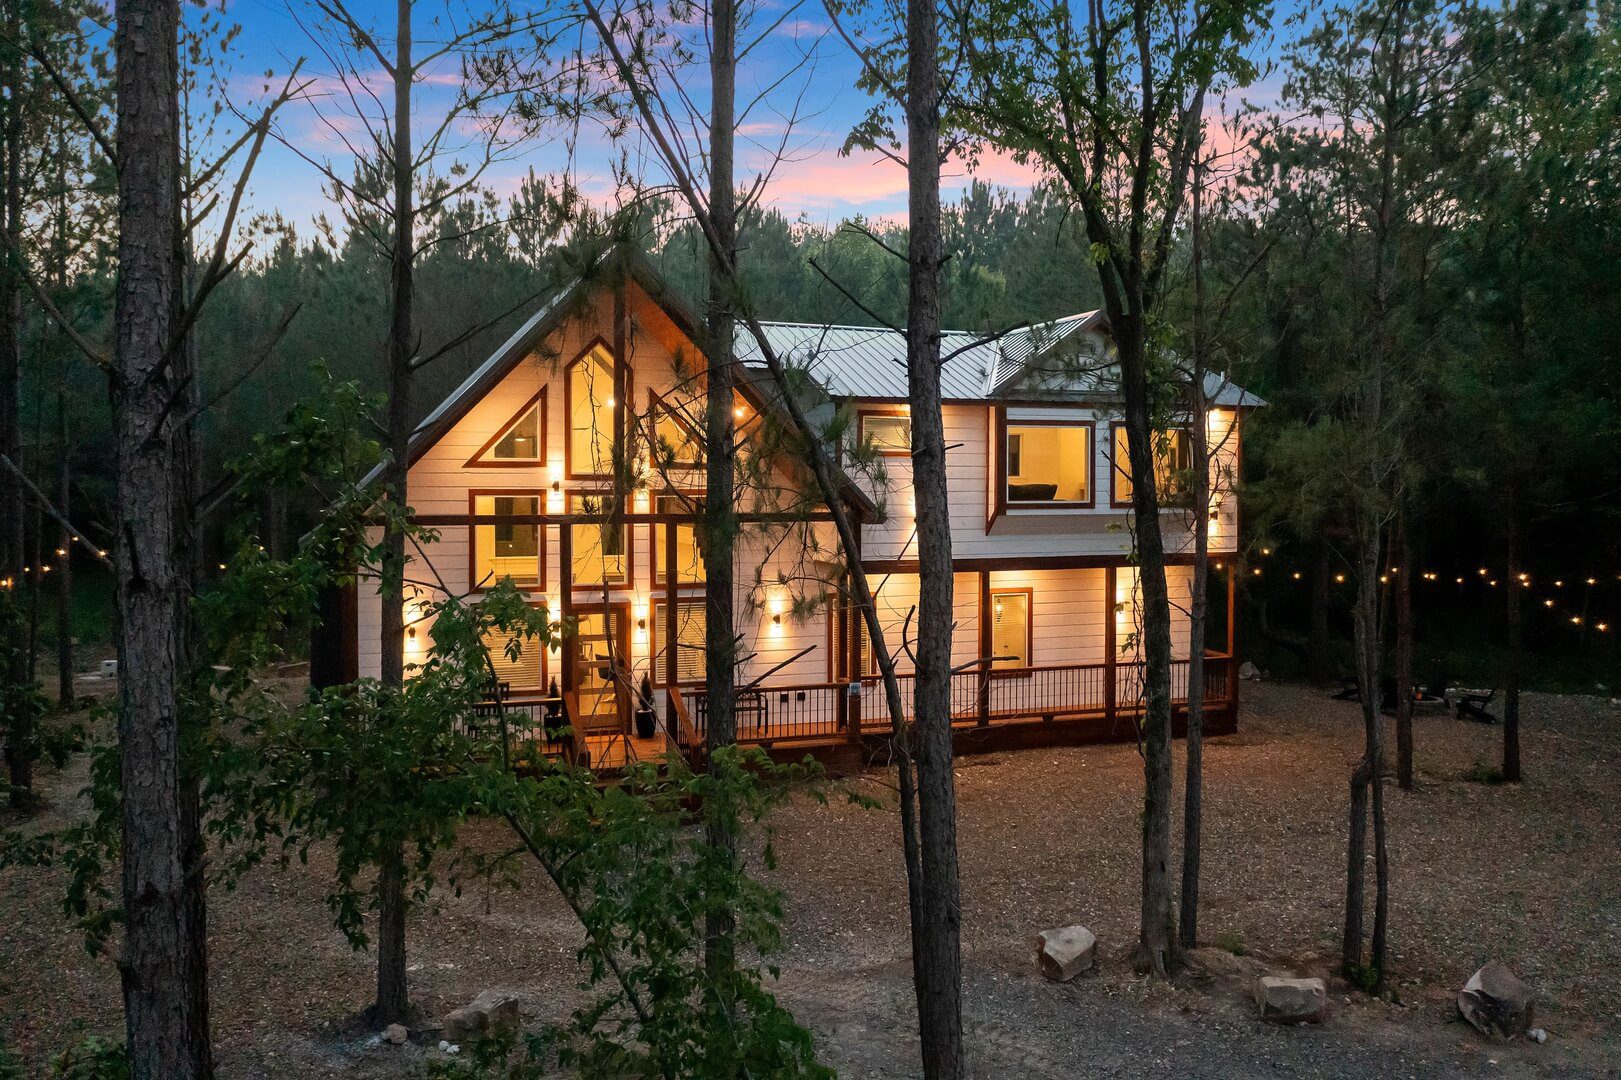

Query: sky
[215,0,1285,236]
[217,0,1041,234]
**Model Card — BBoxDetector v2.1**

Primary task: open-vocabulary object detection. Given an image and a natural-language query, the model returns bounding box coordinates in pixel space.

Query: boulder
[442,990,521,1044]
[383,1023,408,1046]
[1035,926,1097,982]
[1239,661,1262,681]
[1458,962,1534,1040]
[1183,946,1268,989]
[1255,976,1328,1024]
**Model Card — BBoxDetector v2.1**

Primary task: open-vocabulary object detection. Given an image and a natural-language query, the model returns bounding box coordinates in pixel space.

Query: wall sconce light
[771,612,782,626]
[548,462,563,492]
[407,625,417,640]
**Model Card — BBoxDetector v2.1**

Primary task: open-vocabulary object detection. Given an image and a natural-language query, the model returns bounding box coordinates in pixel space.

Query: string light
[1587,577,1598,586]
[1292,571,1302,580]
[1335,573,1346,583]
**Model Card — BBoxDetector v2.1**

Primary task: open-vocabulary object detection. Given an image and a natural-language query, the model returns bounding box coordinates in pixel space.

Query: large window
[568,344,617,477]
[482,620,544,692]
[989,590,1032,669]
[471,493,541,589]
[647,389,702,469]
[569,493,628,586]
[859,410,912,456]
[467,391,544,467]
[653,600,707,683]
[653,494,703,585]
[1004,420,1091,505]
[1111,424,1194,506]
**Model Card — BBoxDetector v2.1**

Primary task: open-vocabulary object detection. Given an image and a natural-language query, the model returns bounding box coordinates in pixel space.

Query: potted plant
[543,676,563,743]
[634,672,657,739]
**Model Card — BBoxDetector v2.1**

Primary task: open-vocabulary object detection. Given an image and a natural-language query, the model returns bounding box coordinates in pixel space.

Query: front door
[569,605,630,734]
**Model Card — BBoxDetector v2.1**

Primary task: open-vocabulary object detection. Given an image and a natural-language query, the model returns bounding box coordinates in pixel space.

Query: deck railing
[671,653,1233,748]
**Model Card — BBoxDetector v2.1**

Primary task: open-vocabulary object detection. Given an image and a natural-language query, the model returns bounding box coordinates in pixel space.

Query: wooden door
[569,604,629,733]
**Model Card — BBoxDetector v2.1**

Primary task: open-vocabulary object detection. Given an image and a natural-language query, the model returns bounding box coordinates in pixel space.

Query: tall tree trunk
[905,0,964,1072]
[1342,520,1381,983]
[1394,513,1413,790]
[373,0,415,1026]
[1,0,33,808]
[1179,157,1209,951]
[56,435,73,707]
[1309,534,1332,682]
[1119,311,1178,975]
[114,0,214,1072]
[702,0,740,985]
[1501,501,1522,783]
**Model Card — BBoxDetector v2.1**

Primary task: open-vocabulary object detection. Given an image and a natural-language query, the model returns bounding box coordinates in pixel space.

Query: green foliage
[438,747,833,1079]
[47,1036,129,1080]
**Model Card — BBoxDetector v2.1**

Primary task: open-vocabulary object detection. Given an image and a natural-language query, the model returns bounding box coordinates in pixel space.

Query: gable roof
[372,249,880,516]
[384,254,1264,492]
[735,310,1263,407]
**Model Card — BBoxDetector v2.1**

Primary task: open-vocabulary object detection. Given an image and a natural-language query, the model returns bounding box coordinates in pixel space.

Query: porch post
[1104,564,1118,721]
[1227,562,1239,717]
[847,528,864,744]
[977,570,991,725]
[664,517,678,688]
[559,519,573,695]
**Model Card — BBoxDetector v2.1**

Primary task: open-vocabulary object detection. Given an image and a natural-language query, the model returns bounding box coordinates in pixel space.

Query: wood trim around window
[645,386,704,470]
[563,335,624,481]
[565,490,633,590]
[986,586,1036,674]
[1109,421,1195,509]
[650,490,706,588]
[464,387,546,468]
[466,489,546,593]
[651,597,707,687]
[995,410,1097,510]
[856,405,913,458]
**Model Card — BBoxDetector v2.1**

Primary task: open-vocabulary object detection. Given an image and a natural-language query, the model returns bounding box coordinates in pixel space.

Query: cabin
[340,254,1262,769]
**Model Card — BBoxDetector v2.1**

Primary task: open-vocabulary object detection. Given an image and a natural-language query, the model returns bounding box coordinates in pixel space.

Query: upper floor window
[1004,420,1092,506]
[569,492,628,586]
[859,410,912,456]
[647,389,702,470]
[466,390,544,467]
[1111,424,1194,506]
[653,494,704,585]
[472,492,542,589]
[568,343,617,477]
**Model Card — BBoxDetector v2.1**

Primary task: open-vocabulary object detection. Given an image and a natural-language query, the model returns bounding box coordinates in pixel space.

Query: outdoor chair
[1454,687,1498,724]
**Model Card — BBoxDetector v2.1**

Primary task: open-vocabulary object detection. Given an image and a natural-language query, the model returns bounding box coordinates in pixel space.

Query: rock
[1239,661,1262,681]
[1255,976,1328,1024]
[99,659,118,679]
[1035,926,1097,982]
[1183,946,1268,988]
[1528,1027,1547,1044]
[1458,962,1534,1040]
[443,990,521,1043]
[383,1024,408,1045]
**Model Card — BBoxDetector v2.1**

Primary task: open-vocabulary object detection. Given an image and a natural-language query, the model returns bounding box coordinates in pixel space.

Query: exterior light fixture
[1292,572,1302,580]
[1544,599,1554,608]
[1335,573,1346,583]
[1587,577,1597,586]
[734,405,745,420]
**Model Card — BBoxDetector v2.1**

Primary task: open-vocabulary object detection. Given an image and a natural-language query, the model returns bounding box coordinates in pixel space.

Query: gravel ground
[2,680,1619,1077]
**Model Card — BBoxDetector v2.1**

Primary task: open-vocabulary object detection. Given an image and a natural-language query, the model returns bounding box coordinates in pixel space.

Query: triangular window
[467,389,545,467]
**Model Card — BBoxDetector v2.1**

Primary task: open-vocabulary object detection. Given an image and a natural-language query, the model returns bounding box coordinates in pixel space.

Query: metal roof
[739,313,1265,407]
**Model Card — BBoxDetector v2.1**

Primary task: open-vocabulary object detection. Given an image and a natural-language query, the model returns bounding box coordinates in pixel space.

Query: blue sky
[216,0,1280,234]
[217,0,979,232]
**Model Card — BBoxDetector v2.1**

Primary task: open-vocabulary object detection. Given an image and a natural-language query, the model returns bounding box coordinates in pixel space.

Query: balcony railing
[672,653,1233,751]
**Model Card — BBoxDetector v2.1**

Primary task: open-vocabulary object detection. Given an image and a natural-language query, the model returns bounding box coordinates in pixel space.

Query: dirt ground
[3,680,1619,1077]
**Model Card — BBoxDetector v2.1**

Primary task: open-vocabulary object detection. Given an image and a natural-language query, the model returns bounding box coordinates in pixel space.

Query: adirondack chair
[1454,687,1498,723]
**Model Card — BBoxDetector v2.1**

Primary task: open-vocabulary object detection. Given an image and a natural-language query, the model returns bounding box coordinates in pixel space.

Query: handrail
[667,684,700,752]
